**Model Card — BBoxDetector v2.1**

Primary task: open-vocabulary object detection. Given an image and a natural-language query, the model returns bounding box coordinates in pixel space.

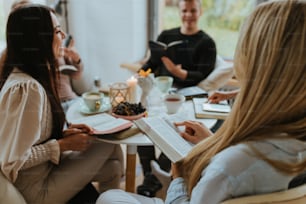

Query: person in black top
[138,0,217,197]
[142,2,216,88]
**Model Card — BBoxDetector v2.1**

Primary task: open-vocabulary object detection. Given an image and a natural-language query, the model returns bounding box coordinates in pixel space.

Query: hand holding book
[149,40,185,64]
[134,116,194,163]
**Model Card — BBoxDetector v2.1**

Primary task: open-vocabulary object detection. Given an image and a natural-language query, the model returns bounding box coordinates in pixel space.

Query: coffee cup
[82,91,104,112]
[164,93,185,114]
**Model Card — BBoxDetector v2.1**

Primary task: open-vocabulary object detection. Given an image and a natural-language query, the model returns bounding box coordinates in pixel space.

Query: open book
[177,86,208,100]
[59,65,78,75]
[193,97,230,120]
[149,40,186,64]
[69,113,133,136]
[134,116,194,163]
[59,65,78,72]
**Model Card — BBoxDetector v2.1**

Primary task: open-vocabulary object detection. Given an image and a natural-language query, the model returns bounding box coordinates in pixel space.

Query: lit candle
[127,76,138,103]
[115,93,125,104]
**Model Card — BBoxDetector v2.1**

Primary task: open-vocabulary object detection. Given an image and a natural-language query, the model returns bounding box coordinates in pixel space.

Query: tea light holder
[109,82,129,108]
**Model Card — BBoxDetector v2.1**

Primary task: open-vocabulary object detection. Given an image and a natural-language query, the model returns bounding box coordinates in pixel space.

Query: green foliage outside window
[163,0,257,59]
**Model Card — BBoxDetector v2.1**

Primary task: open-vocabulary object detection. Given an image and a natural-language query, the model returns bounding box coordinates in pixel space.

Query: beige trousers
[15,141,123,204]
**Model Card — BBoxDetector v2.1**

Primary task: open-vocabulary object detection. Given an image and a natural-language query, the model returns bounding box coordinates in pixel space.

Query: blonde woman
[98,0,306,203]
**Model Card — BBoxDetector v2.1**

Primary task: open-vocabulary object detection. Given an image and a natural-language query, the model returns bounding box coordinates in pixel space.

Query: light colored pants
[97,189,164,204]
[15,141,123,204]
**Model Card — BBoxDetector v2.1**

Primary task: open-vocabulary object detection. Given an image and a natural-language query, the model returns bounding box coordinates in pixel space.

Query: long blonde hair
[180,0,306,195]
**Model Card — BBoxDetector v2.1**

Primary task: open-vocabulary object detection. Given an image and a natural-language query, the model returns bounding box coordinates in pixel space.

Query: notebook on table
[192,97,230,120]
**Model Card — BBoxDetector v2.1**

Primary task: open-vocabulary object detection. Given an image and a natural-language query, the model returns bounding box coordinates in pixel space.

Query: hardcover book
[59,65,78,75]
[192,97,230,120]
[149,40,186,64]
[177,86,208,100]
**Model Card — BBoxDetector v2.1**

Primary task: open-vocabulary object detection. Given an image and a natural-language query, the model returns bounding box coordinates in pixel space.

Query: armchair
[221,184,306,204]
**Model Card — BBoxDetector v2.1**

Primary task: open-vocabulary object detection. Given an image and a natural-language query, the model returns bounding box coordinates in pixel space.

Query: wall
[67,0,148,87]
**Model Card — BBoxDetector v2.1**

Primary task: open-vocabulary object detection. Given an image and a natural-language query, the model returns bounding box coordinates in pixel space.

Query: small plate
[111,112,146,121]
[80,103,111,115]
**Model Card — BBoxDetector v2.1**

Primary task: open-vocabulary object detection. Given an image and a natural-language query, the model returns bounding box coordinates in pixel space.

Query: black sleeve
[184,37,217,85]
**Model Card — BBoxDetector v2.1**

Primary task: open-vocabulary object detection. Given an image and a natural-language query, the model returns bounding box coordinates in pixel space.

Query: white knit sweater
[0,69,60,182]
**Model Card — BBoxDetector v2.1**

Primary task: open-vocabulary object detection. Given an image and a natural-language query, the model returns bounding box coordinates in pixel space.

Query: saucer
[80,103,111,115]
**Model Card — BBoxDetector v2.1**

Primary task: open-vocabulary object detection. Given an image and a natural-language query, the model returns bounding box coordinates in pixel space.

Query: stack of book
[192,97,230,120]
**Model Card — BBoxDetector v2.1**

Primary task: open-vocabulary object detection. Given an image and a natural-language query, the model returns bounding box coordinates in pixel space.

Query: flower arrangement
[138,68,152,77]
[137,68,154,108]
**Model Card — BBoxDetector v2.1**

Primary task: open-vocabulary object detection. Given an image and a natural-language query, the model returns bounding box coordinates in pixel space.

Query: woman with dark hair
[0,5,123,204]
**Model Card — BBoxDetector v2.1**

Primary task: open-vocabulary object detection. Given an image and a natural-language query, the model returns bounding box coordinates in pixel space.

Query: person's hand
[175,121,212,144]
[161,57,187,80]
[58,123,95,152]
[63,47,81,64]
[63,39,81,64]
[208,90,238,103]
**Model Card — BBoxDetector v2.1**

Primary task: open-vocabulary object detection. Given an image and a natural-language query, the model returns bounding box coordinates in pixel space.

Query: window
[162,0,258,59]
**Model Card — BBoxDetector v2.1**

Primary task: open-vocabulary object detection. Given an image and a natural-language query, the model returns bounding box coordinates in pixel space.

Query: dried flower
[138,68,151,77]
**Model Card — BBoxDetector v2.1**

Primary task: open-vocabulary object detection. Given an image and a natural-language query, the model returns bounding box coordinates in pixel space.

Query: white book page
[71,113,131,131]
[168,40,184,47]
[202,103,231,113]
[136,117,193,162]
[59,65,78,72]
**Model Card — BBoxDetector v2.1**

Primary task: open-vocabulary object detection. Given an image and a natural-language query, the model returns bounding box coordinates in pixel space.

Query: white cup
[164,93,185,114]
[82,91,104,112]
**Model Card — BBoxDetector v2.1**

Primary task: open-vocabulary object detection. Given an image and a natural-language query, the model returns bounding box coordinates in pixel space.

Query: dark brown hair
[0,5,65,139]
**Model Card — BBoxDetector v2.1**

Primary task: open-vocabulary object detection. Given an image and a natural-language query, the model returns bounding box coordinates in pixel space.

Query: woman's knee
[97,160,124,192]
[96,189,138,204]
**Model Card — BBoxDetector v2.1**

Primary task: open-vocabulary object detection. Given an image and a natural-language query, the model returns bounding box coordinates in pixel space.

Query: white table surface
[66,96,217,148]
[66,91,217,192]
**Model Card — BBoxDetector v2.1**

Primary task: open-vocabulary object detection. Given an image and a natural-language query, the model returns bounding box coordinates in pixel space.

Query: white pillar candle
[127,76,138,103]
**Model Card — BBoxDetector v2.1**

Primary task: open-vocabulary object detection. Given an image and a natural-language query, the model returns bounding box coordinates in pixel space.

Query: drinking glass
[155,76,173,95]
